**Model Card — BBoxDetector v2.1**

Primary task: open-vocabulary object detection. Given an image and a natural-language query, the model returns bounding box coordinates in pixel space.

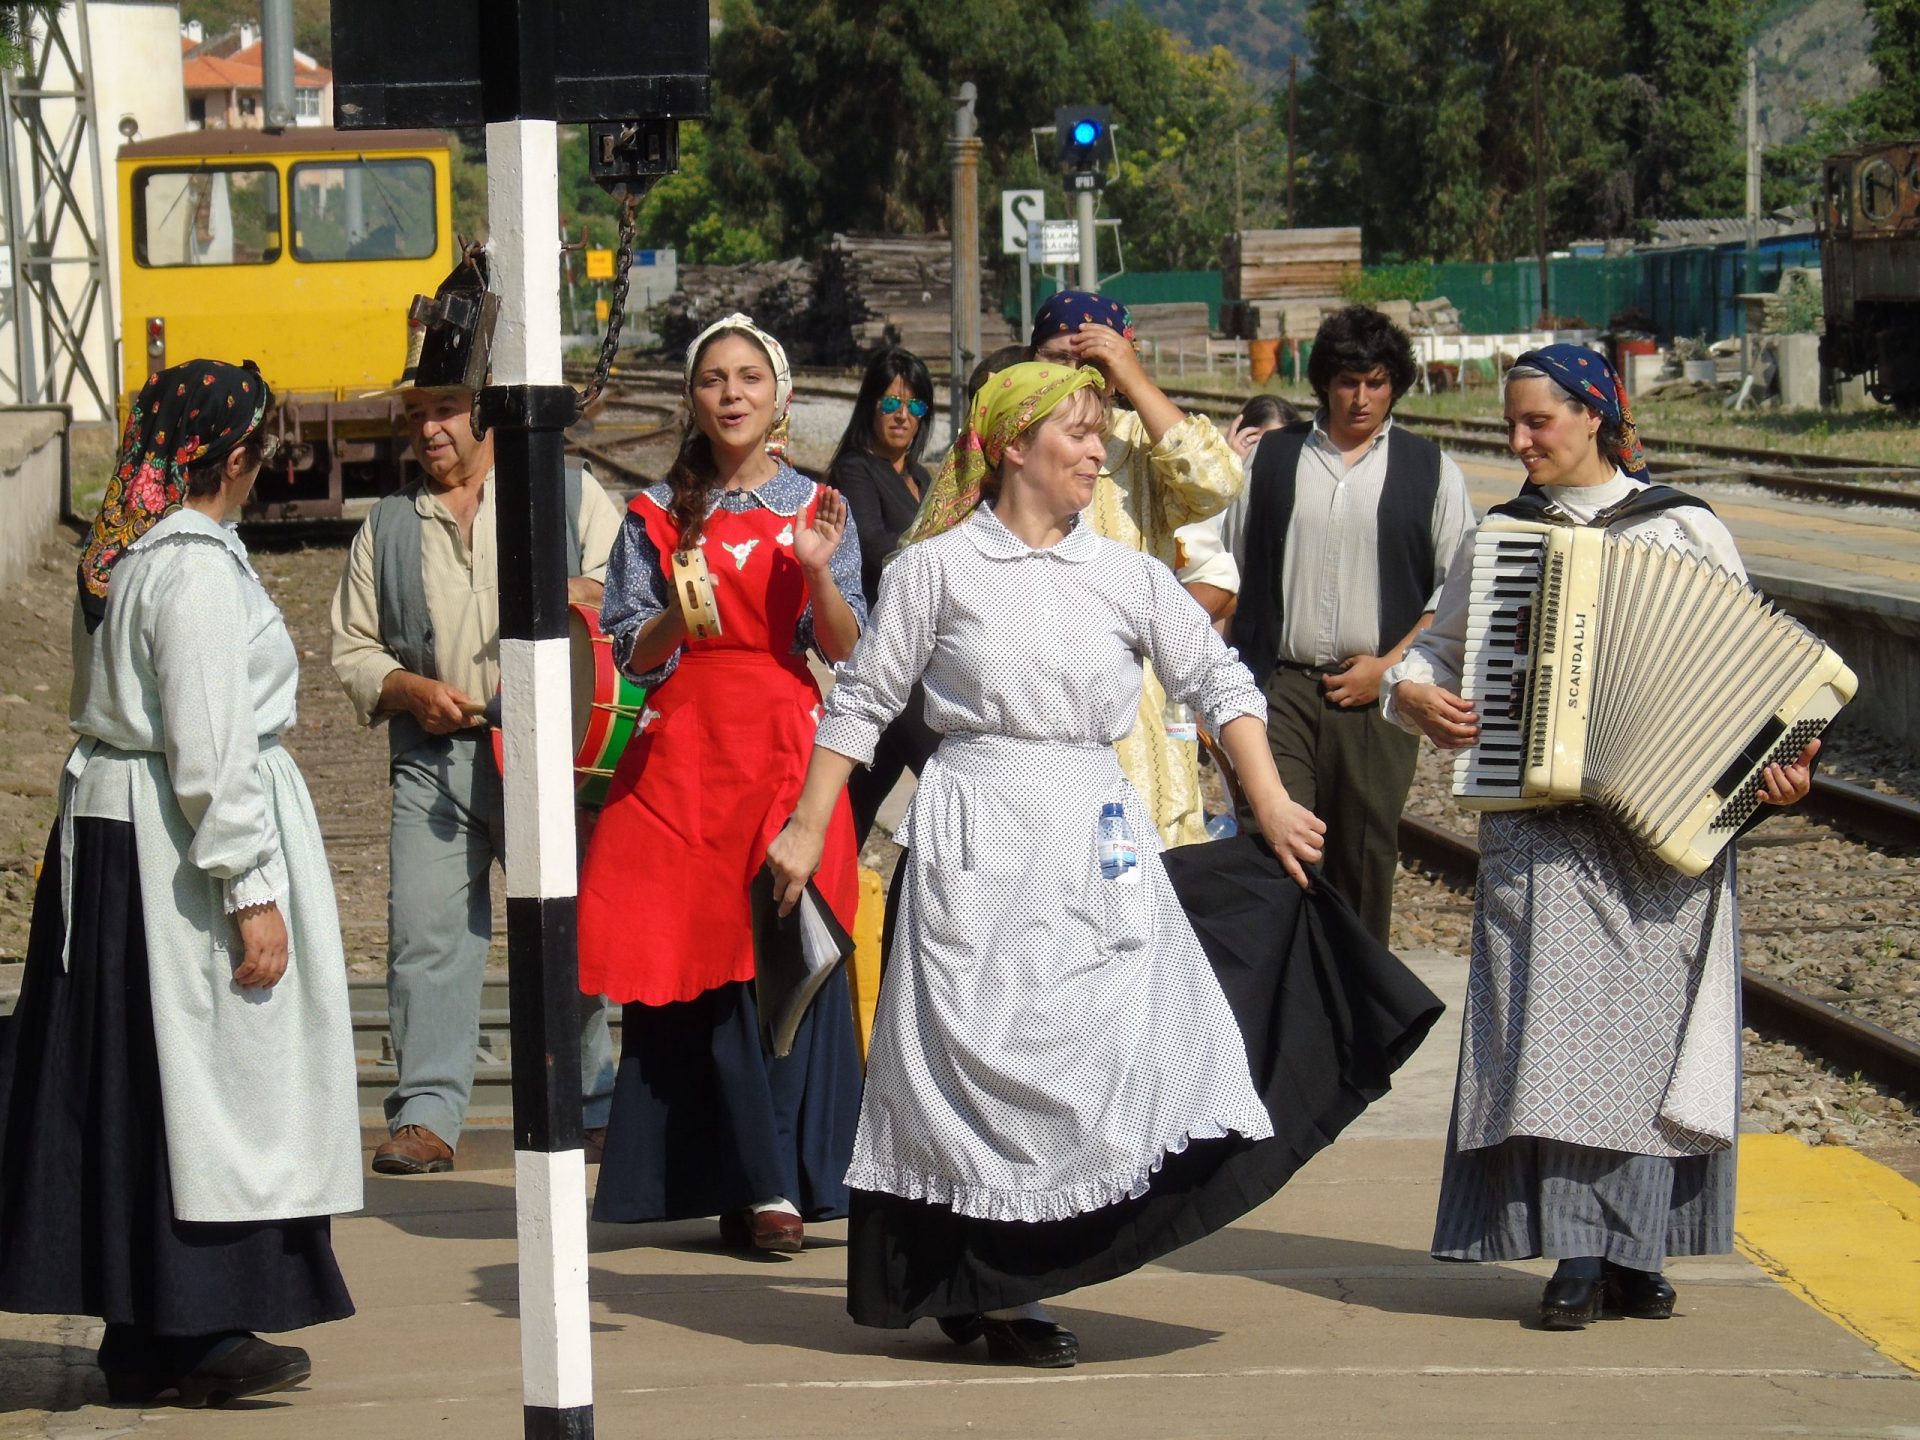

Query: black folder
[748,868,854,1058]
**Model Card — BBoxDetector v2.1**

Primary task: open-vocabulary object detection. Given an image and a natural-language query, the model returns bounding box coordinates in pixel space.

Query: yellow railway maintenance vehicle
[117,126,453,517]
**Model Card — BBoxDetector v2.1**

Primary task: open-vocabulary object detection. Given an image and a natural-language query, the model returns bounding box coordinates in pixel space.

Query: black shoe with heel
[1538,1275,1604,1330]
[100,1331,310,1408]
[979,1317,1079,1368]
[1604,1262,1677,1319]
[936,1313,985,1345]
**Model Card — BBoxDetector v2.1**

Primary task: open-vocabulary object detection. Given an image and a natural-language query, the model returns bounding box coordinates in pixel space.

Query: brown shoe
[372,1124,454,1175]
[582,1126,607,1166]
[717,1207,804,1253]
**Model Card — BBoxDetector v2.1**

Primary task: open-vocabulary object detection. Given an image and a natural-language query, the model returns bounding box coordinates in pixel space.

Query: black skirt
[847,834,1445,1327]
[593,970,863,1224]
[0,819,353,1337]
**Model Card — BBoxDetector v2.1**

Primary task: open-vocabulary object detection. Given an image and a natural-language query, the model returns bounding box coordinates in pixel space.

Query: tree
[1099,13,1290,269]
[1621,0,1751,218]
[1293,0,1636,261]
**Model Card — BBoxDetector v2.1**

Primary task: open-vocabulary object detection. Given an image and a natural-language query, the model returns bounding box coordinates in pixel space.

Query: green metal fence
[1003,269,1224,329]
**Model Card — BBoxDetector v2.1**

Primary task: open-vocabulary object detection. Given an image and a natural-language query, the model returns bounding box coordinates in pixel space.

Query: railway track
[1395,795,1920,1100]
[582,360,1920,513]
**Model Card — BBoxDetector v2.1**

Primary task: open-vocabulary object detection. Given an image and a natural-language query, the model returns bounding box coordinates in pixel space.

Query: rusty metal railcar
[1818,140,1920,411]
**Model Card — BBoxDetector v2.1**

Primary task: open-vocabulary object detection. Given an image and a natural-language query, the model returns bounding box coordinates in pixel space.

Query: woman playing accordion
[1384,345,1818,1330]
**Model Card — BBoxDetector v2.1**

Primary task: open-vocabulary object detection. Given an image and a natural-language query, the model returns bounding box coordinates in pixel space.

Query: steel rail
[1396,814,1920,1096]
[581,364,1920,511]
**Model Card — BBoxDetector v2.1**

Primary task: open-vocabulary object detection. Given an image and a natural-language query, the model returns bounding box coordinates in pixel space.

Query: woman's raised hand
[794,486,849,574]
[1393,681,1480,750]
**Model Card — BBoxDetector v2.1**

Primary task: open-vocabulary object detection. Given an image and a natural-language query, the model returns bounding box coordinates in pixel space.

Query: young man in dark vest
[1228,305,1473,941]
[329,262,622,1174]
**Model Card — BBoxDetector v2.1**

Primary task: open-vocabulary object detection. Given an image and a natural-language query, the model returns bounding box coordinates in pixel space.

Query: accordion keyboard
[1452,529,1548,803]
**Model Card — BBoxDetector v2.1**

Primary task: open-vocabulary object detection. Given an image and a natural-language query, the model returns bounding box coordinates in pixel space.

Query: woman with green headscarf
[768,362,1440,1368]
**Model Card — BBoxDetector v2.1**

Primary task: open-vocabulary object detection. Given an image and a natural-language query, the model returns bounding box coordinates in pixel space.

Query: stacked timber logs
[655,259,819,356]
[1222,228,1364,339]
[812,233,955,363]
[1223,227,1364,303]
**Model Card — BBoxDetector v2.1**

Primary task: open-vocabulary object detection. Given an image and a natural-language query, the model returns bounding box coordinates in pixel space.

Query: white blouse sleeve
[1383,527,1475,732]
[816,540,941,765]
[145,542,285,911]
[1134,554,1264,735]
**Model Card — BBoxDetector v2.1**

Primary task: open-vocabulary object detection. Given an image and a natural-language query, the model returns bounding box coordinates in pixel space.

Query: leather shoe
[1604,1263,1677,1319]
[717,1207,804,1253]
[936,1313,985,1345]
[1538,1274,1604,1330]
[372,1124,454,1175]
[582,1127,607,1166]
[979,1317,1079,1368]
[106,1334,310,1407]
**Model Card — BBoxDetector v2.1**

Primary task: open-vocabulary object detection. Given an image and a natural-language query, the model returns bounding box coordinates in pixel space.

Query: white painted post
[485,114,596,1440]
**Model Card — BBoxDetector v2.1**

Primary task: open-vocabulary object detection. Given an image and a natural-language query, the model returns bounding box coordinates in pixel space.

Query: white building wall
[89,0,189,400]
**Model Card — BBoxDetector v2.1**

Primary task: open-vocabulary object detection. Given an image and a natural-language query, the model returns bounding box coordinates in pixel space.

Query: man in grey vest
[1228,305,1473,941]
[330,268,622,1174]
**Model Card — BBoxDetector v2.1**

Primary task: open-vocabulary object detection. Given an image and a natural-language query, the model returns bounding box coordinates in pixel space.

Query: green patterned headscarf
[900,361,1105,546]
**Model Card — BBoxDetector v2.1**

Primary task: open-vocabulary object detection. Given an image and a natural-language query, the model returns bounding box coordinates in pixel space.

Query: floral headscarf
[684,312,794,461]
[899,361,1106,546]
[77,359,271,621]
[1030,288,1136,349]
[1514,343,1650,481]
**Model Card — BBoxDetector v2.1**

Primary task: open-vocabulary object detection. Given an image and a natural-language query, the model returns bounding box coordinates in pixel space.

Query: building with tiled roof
[181,20,332,130]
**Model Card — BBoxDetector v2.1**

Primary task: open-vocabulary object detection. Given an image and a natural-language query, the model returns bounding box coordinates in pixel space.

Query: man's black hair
[1306,304,1417,406]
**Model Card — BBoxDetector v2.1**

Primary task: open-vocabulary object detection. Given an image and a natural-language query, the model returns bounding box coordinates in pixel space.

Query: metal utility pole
[1287,54,1298,229]
[1743,44,1761,386]
[260,0,296,130]
[0,0,117,417]
[1075,185,1097,291]
[1533,57,1549,329]
[948,82,981,442]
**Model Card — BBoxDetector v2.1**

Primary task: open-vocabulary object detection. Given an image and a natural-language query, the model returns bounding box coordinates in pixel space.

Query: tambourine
[670,545,723,640]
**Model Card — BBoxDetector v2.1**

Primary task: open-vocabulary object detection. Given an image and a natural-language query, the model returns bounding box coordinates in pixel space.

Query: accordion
[1451,519,1857,875]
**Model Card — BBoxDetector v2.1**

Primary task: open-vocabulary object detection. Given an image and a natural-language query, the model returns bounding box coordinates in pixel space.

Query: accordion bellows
[1452,520,1857,875]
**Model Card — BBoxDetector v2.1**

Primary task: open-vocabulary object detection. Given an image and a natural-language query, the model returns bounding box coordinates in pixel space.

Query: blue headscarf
[1513,343,1649,481]
[1030,289,1135,350]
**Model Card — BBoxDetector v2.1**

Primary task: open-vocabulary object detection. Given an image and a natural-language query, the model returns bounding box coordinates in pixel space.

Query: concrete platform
[4,950,1918,1437]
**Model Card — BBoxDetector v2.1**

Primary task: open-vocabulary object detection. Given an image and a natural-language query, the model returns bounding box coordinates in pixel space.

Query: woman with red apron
[578,315,865,1252]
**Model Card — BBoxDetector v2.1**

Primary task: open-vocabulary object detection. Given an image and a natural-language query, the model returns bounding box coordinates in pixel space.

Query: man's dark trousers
[1261,666,1419,943]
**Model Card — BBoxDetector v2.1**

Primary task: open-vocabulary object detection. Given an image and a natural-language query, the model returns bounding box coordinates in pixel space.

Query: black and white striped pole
[328,5,709,1433]
[482,107,597,1439]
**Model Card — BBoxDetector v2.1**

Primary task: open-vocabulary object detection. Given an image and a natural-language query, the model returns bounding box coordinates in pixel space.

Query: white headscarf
[684,312,793,460]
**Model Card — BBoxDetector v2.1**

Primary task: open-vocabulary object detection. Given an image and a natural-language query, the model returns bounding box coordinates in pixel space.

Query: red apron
[578,486,860,1007]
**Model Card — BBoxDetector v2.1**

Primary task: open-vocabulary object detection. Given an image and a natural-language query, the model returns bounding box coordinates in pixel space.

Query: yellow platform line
[1735,1133,1920,1373]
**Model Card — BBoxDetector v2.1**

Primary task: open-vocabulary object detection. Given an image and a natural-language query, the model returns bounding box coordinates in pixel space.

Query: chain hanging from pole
[576,190,638,412]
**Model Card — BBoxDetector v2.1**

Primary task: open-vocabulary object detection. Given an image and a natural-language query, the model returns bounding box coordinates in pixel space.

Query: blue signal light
[1073,119,1100,146]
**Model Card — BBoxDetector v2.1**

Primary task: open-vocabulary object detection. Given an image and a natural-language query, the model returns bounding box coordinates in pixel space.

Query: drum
[488,602,648,809]
[568,601,648,808]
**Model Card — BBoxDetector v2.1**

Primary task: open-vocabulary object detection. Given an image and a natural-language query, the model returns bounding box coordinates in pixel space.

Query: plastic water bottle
[1096,802,1140,884]
[1164,699,1198,743]
[1205,810,1239,840]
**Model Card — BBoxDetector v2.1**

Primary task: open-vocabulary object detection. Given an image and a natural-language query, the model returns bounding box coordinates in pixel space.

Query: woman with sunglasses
[828,347,940,843]
[0,362,360,1405]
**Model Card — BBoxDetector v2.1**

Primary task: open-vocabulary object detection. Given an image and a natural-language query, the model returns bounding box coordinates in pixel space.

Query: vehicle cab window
[133,167,281,267]
[290,159,437,263]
